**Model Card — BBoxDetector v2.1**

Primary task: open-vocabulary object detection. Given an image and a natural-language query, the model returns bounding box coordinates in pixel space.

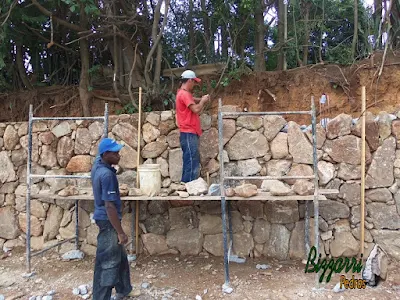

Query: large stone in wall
[40,145,58,168]
[43,204,63,241]
[237,116,263,130]
[167,129,180,148]
[57,136,74,167]
[156,157,169,177]
[323,135,371,165]
[326,113,352,139]
[199,128,219,165]
[319,200,350,220]
[31,200,47,218]
[288,121,313,164]
[0,207,19,239]
[0,151,16,183]
[199,214,222,235]
[119,145,138,169]
[51,121,72,138]
[371,230,400,260]
[144,215,170,235]
[289,218,325,259]
[88,121,103,141]
[330,228,359,257]
[378,112,393,142]
[75,128,92,154]
[141,141,168,159]
[12,149,27,168]
[263,224,291,260]
[18,213,43,237]
[337,163,361,180]
[305,124,326,149]
[66,155,92,173]
[285,164,313,185]
[166,228,203,255]
[143,123,160,143]
[252,218,271,244]
[237,158,261,176]
[159,119,176,136]
[142,233,169,255]
[226,129,268,160]
[4,125,19,150]
[169,206,198,230]
[146,112,160,126]
[317,161,335,185]
[366,188,392,203]
[169,148,183,182]
[39,132,55,145]
[203,234,224,256]
[366,137,396,188]
[392,119,400,141]
[20,133,39,162]
[86,223,99,246]
[270,132,288,159]
[367,203,400,229]
[148,200,169,215]
[339,182,361,207]
[265,201,299,224]
[267,160,292,177]
[352,112,380,151]
[233,232,254,257]
[263,115,287,141]
[112,122,141,149]
[223,119,236,145]
[237,201,263,219]
[204,158,219,175]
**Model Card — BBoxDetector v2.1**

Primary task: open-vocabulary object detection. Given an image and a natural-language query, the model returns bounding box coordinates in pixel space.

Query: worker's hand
[118,232,128,245]
[201,94,210,102]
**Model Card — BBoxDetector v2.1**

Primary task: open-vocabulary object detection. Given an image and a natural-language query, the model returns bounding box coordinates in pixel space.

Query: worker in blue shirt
[91,138,133,300]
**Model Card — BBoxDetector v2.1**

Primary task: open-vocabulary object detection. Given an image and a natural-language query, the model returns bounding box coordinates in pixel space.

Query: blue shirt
[91,156,122,220]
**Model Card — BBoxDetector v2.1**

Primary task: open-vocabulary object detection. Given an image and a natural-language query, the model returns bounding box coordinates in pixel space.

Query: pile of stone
[72,284,91,299]
[28,290,55,300]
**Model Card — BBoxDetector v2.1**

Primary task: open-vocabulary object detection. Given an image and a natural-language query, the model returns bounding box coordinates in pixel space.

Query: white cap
[181,70,201,83]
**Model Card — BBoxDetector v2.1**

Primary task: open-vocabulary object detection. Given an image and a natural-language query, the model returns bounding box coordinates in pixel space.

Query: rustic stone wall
[0,109,399,261]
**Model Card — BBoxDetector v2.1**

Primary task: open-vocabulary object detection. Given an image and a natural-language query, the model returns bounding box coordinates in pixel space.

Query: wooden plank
[31,192,327,202]
[319,189,339,195]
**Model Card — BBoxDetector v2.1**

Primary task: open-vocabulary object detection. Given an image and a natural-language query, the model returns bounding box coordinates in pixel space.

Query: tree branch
[31,0,84,32]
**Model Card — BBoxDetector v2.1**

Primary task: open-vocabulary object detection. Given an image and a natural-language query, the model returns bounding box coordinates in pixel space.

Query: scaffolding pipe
[25,103,109,274]
[311,96,320,288]
[221,111,312,116]
[218,98,230,288]
[25,104,33,274]
[224,175,315,181]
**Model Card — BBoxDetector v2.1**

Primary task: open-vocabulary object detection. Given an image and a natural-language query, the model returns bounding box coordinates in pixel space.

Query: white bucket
[138,164,162,197]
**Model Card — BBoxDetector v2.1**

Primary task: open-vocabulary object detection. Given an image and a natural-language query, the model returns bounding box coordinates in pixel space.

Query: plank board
[31,192,328,202]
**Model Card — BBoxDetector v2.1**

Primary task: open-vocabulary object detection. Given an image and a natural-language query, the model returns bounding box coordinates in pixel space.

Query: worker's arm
[193,97,201,104]
[101,174,127,244]
[188,95,210,114]
[105,201,127,244]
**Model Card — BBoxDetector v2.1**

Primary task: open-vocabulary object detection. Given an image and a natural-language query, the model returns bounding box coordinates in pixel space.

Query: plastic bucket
[138,164,161,197]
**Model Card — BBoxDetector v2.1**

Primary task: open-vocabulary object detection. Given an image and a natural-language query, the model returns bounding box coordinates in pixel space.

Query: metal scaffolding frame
[217,97,321,290]
[25,103,110,274]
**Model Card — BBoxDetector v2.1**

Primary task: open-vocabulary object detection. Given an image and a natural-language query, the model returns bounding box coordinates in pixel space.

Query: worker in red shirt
[176,70,210,183]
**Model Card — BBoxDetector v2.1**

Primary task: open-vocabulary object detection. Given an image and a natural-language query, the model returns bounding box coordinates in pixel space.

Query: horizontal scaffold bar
[30,174,91,179]
[32,116,105,121]
[224,175,315,180]
[220,111,312,116]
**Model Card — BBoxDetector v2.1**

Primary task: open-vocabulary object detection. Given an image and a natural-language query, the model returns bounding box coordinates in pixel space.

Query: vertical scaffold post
[103,103,109,138]
[218,99,230,289]
[311,96,320,288]
[26,104,33,274]
[75,200,79,250]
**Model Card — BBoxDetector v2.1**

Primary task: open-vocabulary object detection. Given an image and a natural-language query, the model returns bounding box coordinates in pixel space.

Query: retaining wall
[0,108,399,261]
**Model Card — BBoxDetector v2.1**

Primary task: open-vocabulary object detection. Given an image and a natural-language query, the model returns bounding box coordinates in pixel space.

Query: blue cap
[98,138,123,155]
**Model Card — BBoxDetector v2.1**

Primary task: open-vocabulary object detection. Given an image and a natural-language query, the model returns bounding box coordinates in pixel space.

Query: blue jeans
[92,220,132,300]
[180,132,200,183]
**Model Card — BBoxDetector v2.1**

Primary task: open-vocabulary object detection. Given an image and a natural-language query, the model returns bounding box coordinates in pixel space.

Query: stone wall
[0,108,399,261]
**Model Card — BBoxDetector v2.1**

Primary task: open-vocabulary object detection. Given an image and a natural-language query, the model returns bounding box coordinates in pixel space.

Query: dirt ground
[1,248,400,300]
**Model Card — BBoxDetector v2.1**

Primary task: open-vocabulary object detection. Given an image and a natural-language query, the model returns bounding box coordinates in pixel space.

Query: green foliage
[116,103,138,115]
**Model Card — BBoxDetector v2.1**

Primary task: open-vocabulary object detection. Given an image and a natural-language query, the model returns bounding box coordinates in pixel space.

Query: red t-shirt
[176,89,202,136]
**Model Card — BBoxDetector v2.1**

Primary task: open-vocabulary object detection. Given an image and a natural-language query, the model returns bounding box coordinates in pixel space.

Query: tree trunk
[221,25,228,60]
[188,0,195,66]
[16,42,33,90]
[154,42,162,87]
[254,0,266,71]
[351,0,358,58]
[79,4,91,117]
[374,0,383,33]
[277,0,286,70]
[302,2,311,66]
[201,0,212,62]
